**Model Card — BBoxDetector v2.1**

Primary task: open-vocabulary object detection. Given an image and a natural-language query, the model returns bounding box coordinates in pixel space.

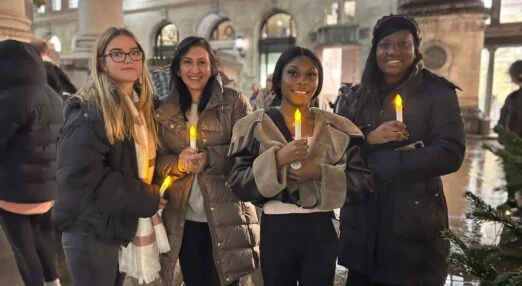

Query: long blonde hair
[77,27,158,147]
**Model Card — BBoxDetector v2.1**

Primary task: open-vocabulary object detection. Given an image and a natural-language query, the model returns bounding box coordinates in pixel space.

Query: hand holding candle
[291,109,302,170]
[158,176,172,215]
[394,94,403,122]
[159,176,172,197]
[189,125,197,149]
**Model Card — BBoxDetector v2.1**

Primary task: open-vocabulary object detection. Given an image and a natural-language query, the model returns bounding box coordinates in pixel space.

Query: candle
[394,94,403,122]
[294,109,301,140]
[189,125,197,149]
[291,109,302,170]
[159,176,172,197]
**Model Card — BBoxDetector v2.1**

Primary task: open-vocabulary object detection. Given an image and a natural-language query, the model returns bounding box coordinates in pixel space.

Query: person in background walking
[249,83,261,110]
[30,39,77,99]
[228,46,372,286]
[257,73,276,109]
[52,27,165,286]
[0,40,63,286]
[498,60,522,137]
[156,36,259,286]
[337,15,466,286]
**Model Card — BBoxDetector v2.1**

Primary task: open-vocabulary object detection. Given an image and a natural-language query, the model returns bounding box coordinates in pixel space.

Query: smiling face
[179,46,211,95]
[102,35,143,85]
[280,56,319,108]
[376,30,415,84]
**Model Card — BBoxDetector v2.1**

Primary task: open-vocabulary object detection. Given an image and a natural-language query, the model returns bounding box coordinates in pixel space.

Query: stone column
[399,0,488,134]
[74,0,124,54]
[0,0,32,41]
[484,46,497,119]
[490,0,501,25]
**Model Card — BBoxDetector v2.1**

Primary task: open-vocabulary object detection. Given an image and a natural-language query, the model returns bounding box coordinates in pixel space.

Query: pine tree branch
[465,192,522,236]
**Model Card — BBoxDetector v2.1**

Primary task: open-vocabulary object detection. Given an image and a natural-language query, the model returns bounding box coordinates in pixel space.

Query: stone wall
[416,13,486,110]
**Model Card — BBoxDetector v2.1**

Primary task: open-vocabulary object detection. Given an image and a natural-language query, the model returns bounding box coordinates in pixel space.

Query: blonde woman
[53,27,166,286]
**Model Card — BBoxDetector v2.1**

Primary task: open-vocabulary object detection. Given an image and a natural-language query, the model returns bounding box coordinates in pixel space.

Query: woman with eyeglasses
[155,36,259,286]
[53,27,166,286]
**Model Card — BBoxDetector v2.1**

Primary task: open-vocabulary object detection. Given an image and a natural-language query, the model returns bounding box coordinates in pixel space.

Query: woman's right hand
[367,120,409,145]
[275,139,309,168]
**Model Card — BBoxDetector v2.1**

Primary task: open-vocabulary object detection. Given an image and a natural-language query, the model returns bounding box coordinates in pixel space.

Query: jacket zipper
[196,104,228,284]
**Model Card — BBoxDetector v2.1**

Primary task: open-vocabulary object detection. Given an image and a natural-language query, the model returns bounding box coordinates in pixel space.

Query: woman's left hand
[191,151,207,174]
[287,160,321,183]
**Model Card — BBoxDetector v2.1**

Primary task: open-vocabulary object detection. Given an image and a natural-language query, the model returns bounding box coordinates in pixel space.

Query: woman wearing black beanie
[337,14,466,286]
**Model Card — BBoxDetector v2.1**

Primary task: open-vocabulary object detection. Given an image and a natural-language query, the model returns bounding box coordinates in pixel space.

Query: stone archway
[258,10,297,86]
[196,12,228,39]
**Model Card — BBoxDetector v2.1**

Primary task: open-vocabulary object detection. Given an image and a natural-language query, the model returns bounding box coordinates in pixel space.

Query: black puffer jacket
[53,97,160,245]
[337,65,466,285]
[0,40,63,204]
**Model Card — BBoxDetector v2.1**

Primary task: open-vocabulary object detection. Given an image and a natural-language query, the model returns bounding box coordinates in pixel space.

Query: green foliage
[445,126,522,285]
[484,126,522,197]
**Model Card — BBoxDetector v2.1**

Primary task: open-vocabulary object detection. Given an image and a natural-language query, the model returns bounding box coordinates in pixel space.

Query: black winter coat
[498,87,522,137]
[53,97,160,245]
[337,65,466,285]
[0,40,63,204]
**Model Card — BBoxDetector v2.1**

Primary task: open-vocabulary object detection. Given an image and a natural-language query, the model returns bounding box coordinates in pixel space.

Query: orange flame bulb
[295,109,302,125]
[394,94,403,110]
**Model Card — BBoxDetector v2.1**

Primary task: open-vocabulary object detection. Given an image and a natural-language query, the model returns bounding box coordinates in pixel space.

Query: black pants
[1,209,58,286]
[62,232,125,286]
[179,220,239,286]
[346,270,398,286]
[260,212,338,286]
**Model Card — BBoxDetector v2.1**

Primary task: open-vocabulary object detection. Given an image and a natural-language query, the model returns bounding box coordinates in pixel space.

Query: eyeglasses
[103,49,144,63]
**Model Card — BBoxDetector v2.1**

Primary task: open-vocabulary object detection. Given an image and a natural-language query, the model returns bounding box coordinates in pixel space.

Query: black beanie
[372,14,421,47]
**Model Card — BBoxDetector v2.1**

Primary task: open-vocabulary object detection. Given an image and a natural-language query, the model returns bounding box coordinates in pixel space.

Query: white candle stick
[189,125,197,149]
[291,109,302,170]
[394,94,403,122]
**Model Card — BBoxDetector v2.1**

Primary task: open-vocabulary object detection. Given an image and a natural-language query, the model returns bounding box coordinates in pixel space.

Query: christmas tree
[444,126,522,285]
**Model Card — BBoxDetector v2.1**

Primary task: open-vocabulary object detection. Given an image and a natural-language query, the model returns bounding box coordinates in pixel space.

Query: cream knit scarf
[119,92,170,284]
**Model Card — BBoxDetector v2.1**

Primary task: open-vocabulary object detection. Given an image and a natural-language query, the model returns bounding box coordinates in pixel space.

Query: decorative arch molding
[196,12,229,39]
[259,8,290,27]
[149,19,172,47]
[152,21,179,59]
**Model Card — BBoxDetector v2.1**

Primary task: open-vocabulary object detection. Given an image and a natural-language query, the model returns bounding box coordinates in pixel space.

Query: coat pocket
[393,191,445,241]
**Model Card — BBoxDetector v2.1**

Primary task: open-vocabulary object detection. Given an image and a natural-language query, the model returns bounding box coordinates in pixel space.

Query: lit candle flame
[506,210,512,216]
[295,109,302,125]
[160,176,173,197]
[394,94,403,110]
